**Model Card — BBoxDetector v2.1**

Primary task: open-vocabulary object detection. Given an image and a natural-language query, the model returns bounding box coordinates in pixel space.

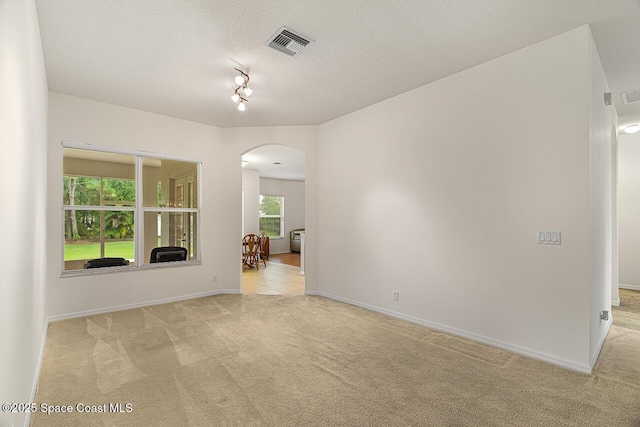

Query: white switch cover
[538,231,561,245]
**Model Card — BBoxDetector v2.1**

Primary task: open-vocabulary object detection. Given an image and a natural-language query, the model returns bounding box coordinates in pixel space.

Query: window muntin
[259,195,284,238]
[62,145,200,273]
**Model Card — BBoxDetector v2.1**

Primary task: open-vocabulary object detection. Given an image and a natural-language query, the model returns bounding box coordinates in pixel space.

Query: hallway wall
[0,0,49,425]
[318,26,603,370]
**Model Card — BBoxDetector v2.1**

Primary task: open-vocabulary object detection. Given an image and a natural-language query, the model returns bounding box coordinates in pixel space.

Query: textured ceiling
[243,145,305,181]
[36,0,640,128]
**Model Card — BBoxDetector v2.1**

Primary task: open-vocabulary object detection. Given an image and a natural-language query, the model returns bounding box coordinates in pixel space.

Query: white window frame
[61,140,202,276]
[259,194,285,239]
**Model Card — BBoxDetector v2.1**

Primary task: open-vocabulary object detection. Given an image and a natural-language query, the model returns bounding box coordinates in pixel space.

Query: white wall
[318,26,598,370]
[260,178,305,254]
[611,113,620,307]
[618,131,640,289]
[242,169,260,235]
[47,94,319,315]
[0,0,48,425]
[48,93,228,315]
[587,31,614,366]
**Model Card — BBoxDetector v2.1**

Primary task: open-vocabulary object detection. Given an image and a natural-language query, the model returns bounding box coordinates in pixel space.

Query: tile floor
[242,260,305,295]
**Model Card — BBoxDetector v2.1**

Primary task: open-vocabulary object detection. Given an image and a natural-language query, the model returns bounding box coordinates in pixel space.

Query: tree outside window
[259,195,284,238]
[63,177,135,242]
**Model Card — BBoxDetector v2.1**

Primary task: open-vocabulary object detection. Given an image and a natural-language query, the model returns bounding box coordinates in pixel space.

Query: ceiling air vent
[265,26,313,57]
[622,90,640,105]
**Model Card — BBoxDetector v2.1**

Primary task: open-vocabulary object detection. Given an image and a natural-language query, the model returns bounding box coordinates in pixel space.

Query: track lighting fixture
[232,68,252,111]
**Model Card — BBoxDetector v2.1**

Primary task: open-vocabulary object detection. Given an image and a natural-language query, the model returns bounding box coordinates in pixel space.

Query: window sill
[61,260,201,278]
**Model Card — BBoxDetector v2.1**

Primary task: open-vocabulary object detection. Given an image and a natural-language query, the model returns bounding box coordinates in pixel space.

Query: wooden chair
[257,232,269,266]
[242,234,261,270]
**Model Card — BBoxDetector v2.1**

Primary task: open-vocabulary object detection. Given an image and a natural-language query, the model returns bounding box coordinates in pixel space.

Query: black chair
[150,246,188,263]
[83,257,130,269]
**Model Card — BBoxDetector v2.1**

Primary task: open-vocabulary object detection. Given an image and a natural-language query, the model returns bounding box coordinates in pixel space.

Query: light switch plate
[538,231,561,245]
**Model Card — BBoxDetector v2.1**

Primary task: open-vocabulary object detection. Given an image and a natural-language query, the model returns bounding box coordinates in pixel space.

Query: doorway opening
[616,130,640,307]
[241,145,306,295]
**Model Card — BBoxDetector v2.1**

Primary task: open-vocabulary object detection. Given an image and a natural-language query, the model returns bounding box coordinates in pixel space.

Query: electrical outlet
[212,275,218,282]
[393,291,399,302]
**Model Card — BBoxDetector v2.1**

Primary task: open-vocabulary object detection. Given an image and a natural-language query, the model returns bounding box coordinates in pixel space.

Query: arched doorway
[241,144,306,295]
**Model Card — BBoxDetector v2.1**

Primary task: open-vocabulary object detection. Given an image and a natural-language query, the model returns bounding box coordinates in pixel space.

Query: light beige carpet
[32,294,640,426]
[591,289,640,399]
[612,289,640,332]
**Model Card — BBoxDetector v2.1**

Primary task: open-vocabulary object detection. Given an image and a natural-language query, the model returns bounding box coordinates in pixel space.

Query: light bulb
[238,102,246,111]
[231,93,240,103]
[243,86,253,97]
[235,75,246,86]
[624,124,640,134]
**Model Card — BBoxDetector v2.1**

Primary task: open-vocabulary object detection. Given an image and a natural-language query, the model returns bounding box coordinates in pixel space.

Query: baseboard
[269,250,289,255]
[48,289,242,322]
[589,316,613,368]
[315,291,592,374]
[216,289,243,295]
[25,317,49,427]
[619,283,640,291]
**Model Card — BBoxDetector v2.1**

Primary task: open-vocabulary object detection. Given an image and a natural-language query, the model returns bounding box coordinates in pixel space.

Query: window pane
[64,209,100,243]
[63,177,100,206]
[144,211,197,263]
[64,209,135,271]
[102,179,135,205]
[259,195,282,216]
[63,148,135,193]
[104,239,135,259]
[63,148,136,207]
[142,158,198,208]
[259,217,281,238]
[259,195,283,238]
[103,210,135,240]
